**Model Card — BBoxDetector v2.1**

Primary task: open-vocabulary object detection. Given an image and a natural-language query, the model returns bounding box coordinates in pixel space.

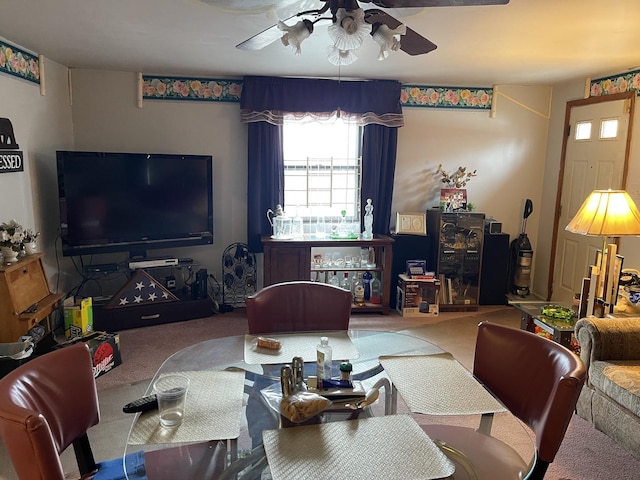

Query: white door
[551,95,633,303]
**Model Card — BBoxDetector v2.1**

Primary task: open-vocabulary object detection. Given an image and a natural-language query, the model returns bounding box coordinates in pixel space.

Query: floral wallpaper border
[142,75,493,110]
[0,39,40,85]
[590,69,640,97]
[142,75,242,102]
[400,85,492,109]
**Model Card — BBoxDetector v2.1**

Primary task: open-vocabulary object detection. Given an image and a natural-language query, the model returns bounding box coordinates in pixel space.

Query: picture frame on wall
[396,212,427,235]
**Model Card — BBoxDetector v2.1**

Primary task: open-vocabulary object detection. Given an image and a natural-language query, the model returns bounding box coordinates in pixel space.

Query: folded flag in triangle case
[105,270,178,309]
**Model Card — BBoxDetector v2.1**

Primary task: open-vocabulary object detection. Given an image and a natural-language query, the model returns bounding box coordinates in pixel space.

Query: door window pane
[600,118,618,139]
[575,121,592,140]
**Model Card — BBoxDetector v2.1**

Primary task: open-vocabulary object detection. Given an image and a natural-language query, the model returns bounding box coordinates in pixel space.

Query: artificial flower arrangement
[24,228,40,243]
[0,219,26,251]
[436,164,477,188]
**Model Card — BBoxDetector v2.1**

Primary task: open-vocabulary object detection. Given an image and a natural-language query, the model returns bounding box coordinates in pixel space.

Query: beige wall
[9,59,639,302]
[67,69,248,295]
[394,85,551,244]
[0,58,74,286]
[68,72,553,297]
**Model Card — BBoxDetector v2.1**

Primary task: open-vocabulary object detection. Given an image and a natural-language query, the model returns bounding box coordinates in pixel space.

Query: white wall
[0,58,74,287]
[1,65,556,299]
[68,69,248,295]
[394,85,551,247]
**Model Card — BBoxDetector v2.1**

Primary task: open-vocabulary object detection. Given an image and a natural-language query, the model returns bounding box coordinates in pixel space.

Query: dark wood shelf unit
[262,234,394,314]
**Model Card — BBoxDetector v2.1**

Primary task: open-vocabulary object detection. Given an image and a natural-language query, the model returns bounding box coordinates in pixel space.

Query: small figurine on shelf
[362,199,374,240]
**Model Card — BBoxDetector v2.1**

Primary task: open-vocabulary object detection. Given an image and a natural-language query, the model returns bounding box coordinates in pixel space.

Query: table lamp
[566,189,640,315]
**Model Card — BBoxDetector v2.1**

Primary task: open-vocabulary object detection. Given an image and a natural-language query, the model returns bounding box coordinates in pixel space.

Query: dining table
[121,329,535,480]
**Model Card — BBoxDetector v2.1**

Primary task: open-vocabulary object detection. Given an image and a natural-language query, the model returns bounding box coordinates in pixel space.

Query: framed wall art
[396,212,427,235]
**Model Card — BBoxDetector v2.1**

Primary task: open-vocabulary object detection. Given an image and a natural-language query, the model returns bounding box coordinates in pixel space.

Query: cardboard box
[64,297,93,339]
[396,274,440,317]
[55,331,121,378]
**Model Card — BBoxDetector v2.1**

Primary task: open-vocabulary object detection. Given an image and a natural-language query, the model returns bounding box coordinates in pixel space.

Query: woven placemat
[263,414,454,480]
[380,353,506,415]
[244,332,359,365]
[128,370,245,444]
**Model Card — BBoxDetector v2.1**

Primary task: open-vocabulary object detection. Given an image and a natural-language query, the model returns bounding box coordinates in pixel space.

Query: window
[575,121,592,141]
[600,118,618,139]
[283,118,363,225]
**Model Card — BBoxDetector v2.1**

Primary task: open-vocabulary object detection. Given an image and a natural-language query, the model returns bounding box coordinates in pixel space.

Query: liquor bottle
[340,272,351,292]
[316,336,333,388]
[362,270,373,301]
[370,273,382,304]
[353,273,366,306]
[328,271,340,287]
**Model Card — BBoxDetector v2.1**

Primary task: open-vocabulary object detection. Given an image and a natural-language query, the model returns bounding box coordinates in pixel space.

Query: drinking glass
[154,374,190,428]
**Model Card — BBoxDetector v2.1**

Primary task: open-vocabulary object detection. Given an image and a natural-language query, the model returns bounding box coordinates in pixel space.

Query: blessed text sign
[0,117,23,173]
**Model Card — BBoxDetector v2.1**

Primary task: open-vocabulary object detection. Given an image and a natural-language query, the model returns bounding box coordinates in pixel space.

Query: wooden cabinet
[262,235,394,314]
[0,254,63,343]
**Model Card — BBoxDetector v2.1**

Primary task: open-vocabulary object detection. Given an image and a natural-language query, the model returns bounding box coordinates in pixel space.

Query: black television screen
[56,151,213,257]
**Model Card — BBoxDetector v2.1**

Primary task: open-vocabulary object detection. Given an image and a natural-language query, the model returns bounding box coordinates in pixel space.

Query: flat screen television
[56,151,214,257]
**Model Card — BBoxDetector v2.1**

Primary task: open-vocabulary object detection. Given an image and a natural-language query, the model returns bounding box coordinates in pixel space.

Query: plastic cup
[153,374,190,428]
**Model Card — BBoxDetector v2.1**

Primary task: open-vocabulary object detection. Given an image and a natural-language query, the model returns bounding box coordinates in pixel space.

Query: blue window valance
[240,75,404,127]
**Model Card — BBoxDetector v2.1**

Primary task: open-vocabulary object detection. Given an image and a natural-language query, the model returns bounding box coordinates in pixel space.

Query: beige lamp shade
[566,189,640,236]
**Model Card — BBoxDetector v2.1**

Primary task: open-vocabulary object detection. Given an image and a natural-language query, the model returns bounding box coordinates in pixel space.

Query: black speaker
[192,268,208,300]
[389,234,431,309]
[479,233,510,305]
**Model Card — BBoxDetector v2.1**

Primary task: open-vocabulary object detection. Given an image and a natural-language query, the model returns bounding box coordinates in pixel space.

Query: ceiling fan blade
[364,0,508,8]
[236,14,313,50]
[236,21,287,50]
[365,9,437,56]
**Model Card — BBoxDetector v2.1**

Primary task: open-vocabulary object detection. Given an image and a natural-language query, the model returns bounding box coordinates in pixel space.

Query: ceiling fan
[231,0,510,66]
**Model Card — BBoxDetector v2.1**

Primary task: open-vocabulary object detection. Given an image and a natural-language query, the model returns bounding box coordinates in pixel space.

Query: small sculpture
[362,199,374,240]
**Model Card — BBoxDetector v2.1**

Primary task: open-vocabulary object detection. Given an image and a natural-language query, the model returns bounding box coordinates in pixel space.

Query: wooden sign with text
[0,117,24,173]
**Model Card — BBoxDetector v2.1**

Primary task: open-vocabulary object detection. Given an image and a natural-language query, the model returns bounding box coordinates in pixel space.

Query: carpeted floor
[2,306,639,479]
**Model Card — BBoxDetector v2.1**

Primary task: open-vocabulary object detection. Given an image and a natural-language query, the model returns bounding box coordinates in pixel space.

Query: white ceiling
[1,0,639,86]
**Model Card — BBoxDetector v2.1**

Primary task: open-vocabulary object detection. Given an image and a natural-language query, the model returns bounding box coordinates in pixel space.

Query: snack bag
[261,382,332,424]
[279,391,332,423]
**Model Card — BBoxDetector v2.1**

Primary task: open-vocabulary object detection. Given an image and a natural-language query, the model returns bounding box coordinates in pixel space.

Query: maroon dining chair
[0,342,227,480]
[246,280,352,334]
[422,321,586,480]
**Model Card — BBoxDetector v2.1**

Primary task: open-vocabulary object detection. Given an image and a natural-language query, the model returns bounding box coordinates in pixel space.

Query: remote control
[123,394,158,414]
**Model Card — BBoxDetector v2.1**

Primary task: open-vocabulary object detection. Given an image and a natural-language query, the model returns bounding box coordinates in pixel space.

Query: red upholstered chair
[246,281,352,334]
[422,321,586,480]
[0,342,226,480]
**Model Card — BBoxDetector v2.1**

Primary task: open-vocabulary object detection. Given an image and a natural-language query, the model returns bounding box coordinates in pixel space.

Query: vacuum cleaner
[510,199,534,297]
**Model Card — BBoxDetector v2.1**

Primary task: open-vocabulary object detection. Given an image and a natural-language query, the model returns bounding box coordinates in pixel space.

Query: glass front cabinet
[427,210,485,311]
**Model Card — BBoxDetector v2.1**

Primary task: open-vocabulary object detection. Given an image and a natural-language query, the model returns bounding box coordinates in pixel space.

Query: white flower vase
[25,241,38,255]
[1,247,20,264]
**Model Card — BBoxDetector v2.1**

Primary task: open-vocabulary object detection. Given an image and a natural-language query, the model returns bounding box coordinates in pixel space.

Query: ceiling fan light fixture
[371,22,407,60]
[278,19,314,55]
[341,16,359,35]
[327,46,358,66]
[328,8,368,51]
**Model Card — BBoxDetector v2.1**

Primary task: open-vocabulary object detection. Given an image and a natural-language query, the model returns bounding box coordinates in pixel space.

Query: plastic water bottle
[316,336,333,388]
